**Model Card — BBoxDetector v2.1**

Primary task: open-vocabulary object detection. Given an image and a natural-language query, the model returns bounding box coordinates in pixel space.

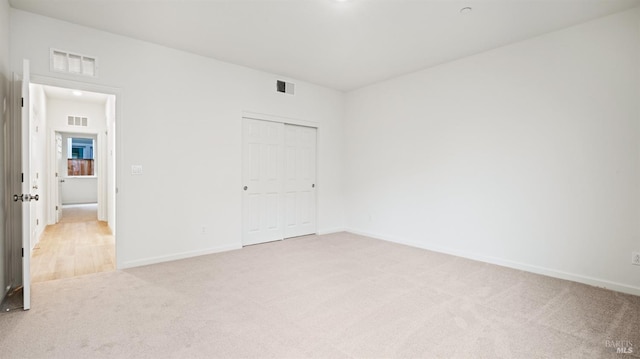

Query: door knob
[60,179,65,183]
[243,186,248,191]
[312,184,315,188]
[12,194,39,202]
[32,185,38,190]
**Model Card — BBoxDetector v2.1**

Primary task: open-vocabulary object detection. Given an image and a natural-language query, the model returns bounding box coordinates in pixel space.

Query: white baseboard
[31,227,45,252]
[346,228,640,297]
[120,244,242,269]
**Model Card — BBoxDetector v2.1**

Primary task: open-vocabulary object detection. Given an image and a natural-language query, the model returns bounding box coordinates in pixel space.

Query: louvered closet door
[242,119,285,246]
[283,124,317,238]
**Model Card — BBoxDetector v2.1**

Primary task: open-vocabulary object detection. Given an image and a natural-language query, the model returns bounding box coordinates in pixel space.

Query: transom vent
[51,49,97,77]
[68,116,88,127]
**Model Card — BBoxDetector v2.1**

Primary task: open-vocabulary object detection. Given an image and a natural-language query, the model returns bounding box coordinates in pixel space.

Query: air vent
[51,49,97,77]
[68,116,88,127]
[276,80,295,95]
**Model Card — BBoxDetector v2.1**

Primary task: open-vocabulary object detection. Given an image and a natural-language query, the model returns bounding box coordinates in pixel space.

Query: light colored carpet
[1,232,638,358]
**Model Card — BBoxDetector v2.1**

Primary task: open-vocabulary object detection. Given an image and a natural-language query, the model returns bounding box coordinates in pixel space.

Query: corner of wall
[0,0,12,302]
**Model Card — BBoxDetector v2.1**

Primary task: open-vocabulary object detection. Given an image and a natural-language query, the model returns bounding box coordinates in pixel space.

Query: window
[67,137,95,176]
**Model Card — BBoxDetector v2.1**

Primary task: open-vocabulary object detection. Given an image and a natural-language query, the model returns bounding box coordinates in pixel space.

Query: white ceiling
[10,0,640,91]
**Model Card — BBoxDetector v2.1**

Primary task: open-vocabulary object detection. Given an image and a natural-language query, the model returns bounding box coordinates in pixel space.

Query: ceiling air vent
[276,80,295,95]
[68,116,88,127]
[51,49,97,77]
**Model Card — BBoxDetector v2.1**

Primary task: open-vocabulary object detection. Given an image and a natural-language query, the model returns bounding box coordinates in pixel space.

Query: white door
[55,132,63,222]
[21,59,33,310]
[242,118,284,245]
[242,118,317,245]
[13,59,34,310]
[284,125,317,238]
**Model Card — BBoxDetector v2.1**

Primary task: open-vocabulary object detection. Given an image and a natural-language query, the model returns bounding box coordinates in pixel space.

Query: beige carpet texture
[1,232,639,358]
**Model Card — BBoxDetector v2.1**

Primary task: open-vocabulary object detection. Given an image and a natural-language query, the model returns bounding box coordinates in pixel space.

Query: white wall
[10,9,345,268]
[345,8,640,295]
[0,0,10,300]
[29,84,48,248]
[47,98,107,131]
[61,177,97,204]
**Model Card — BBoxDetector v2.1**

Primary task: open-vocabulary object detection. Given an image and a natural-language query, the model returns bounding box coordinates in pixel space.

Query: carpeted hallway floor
[1,232,638,358]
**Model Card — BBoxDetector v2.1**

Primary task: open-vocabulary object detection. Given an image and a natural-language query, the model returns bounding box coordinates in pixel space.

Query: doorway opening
[28,83,117,282]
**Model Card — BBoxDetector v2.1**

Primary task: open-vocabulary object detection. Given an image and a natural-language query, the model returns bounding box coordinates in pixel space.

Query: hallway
[31,204,115,283]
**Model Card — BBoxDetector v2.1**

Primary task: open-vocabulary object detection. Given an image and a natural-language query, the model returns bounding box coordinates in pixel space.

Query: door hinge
[21,173,24,183]
[22,248,24,257]
[55,205,58,211]
[21,97,24,108]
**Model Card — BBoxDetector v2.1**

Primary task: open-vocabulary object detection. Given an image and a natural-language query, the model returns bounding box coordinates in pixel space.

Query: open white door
[20,59,33,310]
[55,132,63,222]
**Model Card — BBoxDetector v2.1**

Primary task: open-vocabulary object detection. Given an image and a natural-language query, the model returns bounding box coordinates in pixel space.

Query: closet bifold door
[241,119,285,246]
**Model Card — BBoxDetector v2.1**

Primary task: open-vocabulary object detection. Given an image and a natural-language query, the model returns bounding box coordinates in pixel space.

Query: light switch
[131,165,143,175]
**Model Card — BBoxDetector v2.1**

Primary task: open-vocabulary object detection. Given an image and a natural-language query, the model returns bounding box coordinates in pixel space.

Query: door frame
[240,111,320,245]
[31,74,123,269]
[50,130,101,221]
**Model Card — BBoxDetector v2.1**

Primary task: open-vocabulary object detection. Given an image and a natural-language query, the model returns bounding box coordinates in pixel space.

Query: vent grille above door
[276,80,295,95]
[68,116,88,127]
[51,49,97,77]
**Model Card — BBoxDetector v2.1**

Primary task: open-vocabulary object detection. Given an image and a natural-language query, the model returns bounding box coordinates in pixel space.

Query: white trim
[346,228,640,297]
[30,74,116,95]
[242,110,319,128]
[50,126,101,220]
[30,74,123,269]
[120,244,242,269]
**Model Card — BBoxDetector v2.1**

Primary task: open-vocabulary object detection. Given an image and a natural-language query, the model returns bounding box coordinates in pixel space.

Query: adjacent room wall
[47,97,107,133]
[59,133,98,205]
[60,178,97,204]
[48,98,106,206]
[10,9,345,268]
[0,0,10,301]
[345,8,640,294]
